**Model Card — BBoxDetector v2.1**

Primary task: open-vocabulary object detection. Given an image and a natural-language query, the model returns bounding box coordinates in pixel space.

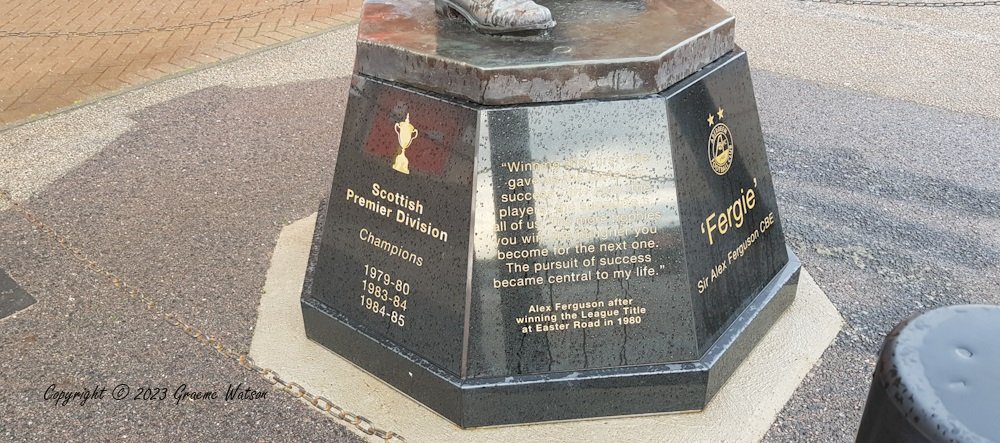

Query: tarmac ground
[1,1,999,442]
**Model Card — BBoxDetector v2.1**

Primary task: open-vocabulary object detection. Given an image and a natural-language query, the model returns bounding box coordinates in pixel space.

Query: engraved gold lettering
[700,178,759,245]
[371,182,424,214]
[358,228,424,267]
[346,187,394,218]
[394,209,448,242]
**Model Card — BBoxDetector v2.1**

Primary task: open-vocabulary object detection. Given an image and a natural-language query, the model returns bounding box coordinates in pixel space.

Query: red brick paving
[0,0,362,127]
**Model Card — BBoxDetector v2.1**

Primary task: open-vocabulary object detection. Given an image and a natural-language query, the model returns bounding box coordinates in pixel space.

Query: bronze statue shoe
[434,0,555,34]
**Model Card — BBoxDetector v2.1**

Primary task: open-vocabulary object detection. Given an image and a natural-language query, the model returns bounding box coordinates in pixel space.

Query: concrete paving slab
[251,212,844,442]
[717,0,1000,119]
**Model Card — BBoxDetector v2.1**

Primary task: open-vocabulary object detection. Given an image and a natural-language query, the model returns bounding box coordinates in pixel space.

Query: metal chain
[0,190,405,442]
[0,0,309,38]
[796,0,999,6]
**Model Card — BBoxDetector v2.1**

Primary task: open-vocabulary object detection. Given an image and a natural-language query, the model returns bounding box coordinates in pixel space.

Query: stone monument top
[355,0,735,105]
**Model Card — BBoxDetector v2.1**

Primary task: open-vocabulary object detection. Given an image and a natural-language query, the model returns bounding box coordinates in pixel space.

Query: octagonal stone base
[356,0,734,105]
[302,49,800,427]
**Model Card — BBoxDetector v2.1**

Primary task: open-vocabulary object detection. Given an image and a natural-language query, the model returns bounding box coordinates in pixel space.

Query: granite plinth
[301,48,800,427]
[356,0,734,105]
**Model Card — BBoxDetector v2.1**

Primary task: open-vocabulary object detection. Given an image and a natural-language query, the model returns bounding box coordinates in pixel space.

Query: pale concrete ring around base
[250,213,844,442]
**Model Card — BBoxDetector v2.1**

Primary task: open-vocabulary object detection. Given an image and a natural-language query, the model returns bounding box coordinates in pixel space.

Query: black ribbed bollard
[856,305,1000,442]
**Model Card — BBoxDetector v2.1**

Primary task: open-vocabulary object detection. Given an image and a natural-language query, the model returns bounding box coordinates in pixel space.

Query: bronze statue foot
[434,0,555,34]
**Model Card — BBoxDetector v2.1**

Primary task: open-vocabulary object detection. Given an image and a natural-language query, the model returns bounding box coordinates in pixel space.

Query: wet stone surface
[355,0,734,104]
[302,50,799,426]
[857,305,1000,443]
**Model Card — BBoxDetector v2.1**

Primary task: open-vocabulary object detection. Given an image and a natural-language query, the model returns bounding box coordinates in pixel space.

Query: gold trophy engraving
[392,114,419,174]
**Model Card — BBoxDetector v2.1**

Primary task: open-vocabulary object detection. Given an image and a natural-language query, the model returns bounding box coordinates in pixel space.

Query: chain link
[0,0,309,38]
[0,190,405,442]
[796,0,999,6]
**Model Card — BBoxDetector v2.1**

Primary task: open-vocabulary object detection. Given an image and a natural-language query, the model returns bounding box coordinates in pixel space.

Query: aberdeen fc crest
[707,107,733,176]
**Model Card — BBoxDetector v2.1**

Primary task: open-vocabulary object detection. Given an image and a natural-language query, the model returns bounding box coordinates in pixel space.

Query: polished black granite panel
[302,49,801,426]
[356,0,734,105]
[308,76,479,376]
[468,96,698,378]
[664,53,790,353]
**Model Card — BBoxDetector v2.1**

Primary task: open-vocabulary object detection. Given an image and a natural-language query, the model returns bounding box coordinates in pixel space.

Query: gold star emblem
[717,107,725,120]
[707,114,715,127]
